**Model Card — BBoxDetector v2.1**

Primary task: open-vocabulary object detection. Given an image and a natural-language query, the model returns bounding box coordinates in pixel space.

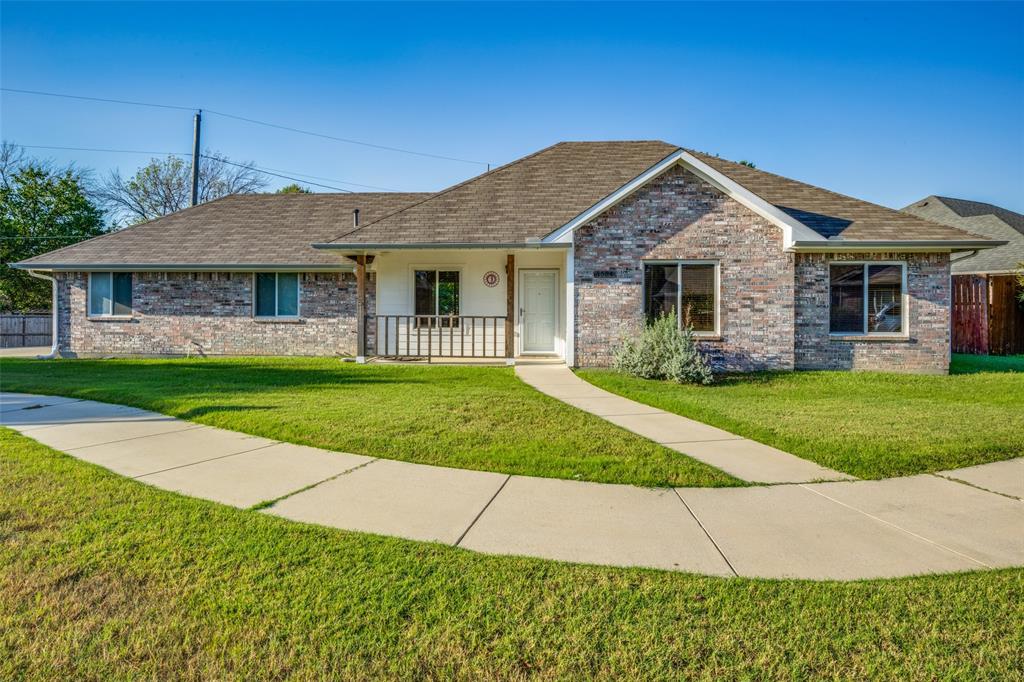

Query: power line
[2,86,492,166]
[252,165,399,192]
[202,155,352,192]
[0,87,194,112]
[203,109,488,166]
[16,143,395,191]
[21,144,188,157]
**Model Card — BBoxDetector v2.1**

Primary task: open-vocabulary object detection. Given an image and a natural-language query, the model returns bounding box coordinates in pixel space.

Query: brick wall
[56,271,361,357]
[573,165,796,371]
[794,252,951,373]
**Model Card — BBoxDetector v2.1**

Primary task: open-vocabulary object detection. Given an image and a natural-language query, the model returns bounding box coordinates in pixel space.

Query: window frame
[409,266,463,319]
[827,261,908,337]
[641,260,720,336]
[252,272,302,319]
[87,271,133,319]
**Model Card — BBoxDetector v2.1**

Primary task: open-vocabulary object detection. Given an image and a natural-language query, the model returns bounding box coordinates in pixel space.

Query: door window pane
[89,272,112,316]
[644,264,678,321]
[276,273,299,316]
[112,273,133,316]
[867,265,902,332]
[681,265,715,332]
[829,265,864,333]
[255,273,277,316]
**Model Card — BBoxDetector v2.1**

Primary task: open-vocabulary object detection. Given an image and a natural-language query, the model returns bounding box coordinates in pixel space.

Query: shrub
[613,311,713,385]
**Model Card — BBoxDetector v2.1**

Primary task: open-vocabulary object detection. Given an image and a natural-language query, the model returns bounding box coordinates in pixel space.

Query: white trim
[542,150,824,249]
[87,271,134,318]
[826,261,909,338]
[252,272,302,320]
[641,260,721,336]
[791,240,1003,253]
[564,245,575,366]
[519,268,560,354]
[17,264,353,273]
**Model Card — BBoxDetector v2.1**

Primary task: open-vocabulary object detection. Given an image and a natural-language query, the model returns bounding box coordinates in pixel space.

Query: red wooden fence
[952,274,1024,355]
[988,275,1024,355]
[952,276,988,354]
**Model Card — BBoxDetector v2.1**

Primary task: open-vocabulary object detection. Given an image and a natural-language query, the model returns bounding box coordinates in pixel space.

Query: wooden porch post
[355,255,366,361]
[505,254,515,360]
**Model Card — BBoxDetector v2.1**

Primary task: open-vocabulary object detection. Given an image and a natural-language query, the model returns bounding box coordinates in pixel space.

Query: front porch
[349,247,571,363]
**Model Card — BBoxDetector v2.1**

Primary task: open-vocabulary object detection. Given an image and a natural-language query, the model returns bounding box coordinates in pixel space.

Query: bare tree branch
[98,150,267,226]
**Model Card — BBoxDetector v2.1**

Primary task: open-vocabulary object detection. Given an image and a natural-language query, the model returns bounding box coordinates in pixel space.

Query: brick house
[14,142,1003,373]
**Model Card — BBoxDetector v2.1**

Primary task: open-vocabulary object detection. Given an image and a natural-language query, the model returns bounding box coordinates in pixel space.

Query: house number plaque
[483,271,500,287]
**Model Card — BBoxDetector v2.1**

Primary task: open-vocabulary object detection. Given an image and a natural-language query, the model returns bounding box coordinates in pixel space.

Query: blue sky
[2,1,1022,212]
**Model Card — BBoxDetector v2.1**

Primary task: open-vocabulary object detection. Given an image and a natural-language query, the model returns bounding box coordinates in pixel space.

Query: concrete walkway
[3,392,1022,580]
[0,346,50,358]
[516,363,850,484]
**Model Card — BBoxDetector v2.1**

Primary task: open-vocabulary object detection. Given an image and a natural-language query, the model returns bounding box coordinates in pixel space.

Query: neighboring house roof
[14,193,428,270]
[901,196,1024,274]
[15,141,1001,271]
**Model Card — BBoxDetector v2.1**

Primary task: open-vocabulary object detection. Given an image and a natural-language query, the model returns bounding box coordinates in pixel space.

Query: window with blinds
[829,263,905,334]
[642,262,717,333]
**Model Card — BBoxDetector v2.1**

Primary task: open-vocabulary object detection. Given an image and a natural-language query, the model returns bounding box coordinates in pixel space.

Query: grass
[2,429,1022,680]
[578,354,1024,480]
[0,356,738,488]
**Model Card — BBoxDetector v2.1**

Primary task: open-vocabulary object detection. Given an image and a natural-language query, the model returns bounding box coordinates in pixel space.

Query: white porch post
[565,241,575,367]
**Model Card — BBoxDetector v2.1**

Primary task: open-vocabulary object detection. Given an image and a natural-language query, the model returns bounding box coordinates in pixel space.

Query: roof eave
[11,262,354,272]
[312,241,571,250]
[788,239,1008,253]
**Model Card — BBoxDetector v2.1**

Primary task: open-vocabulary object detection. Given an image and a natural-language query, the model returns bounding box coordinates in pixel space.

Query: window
[829,263,905,335]
[414,270,460,326]
[642,262,717,333]
[255,273,300,318]
[89,272,132,317]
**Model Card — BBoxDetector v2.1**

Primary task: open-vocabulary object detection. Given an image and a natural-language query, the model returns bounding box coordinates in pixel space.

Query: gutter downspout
[26,269,59,359]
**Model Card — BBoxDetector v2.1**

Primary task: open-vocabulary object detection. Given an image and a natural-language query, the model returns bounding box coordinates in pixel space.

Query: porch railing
[370,315,509,360]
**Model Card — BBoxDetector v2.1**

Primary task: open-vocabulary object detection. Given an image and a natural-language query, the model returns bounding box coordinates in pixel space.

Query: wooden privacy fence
[0,314,52,349]
[952,275,1024,355]
[371,315,509,360]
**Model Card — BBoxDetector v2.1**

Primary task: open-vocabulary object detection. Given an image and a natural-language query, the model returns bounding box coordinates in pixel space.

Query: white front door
[521,270,558,353]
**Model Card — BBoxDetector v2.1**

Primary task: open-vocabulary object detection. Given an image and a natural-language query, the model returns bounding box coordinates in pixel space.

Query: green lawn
[2,430,1021,680]
[0,357,737,488]
[579,354,1024,480]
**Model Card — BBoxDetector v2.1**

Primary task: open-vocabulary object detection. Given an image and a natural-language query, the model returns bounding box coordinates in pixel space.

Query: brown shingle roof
[687,152,983,241]
[326,141,680,245]
[16,192,428,268]
[17,141,996,270]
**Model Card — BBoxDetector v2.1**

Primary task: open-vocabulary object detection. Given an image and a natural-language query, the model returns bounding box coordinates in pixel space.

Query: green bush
[613,312,713,385]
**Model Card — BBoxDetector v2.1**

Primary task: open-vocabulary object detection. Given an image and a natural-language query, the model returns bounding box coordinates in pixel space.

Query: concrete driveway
[3,391,1022,580]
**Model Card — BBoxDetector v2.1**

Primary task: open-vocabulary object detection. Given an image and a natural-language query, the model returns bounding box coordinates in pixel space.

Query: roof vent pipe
[353,208,360,228]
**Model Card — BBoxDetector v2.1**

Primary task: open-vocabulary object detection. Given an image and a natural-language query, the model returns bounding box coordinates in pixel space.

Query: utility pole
[190,109,202,206]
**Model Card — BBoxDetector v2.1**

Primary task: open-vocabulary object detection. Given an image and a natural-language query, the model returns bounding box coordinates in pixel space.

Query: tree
[276,183,312,194]
[97,151,266,225]
[1016,262,1023,305]
[1,143,105,311]
[738,160,757,168]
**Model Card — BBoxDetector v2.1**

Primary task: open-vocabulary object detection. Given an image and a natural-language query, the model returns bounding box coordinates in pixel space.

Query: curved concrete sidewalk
[516,363,850,484]
[3,392,1022,581]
